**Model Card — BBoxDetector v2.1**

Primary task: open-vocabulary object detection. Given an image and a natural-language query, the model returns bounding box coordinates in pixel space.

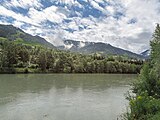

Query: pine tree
[150,24,160,61]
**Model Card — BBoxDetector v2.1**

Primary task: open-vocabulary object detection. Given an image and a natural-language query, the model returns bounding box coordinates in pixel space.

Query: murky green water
[0,74,137,120]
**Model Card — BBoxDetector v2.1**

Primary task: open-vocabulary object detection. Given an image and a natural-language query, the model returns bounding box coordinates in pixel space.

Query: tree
[150,24,160,62]
[17,46,30,64]
[0,48,7,68]
[46,50,55,69]
[38,50,47,71]
[2,42,18,67]
[125,24,160,120]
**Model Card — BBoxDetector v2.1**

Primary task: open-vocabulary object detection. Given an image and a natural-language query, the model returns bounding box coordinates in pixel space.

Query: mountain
[140,49,150,58]
[0,24,55,48]
[0,24,147,59]
[58,40,144,59]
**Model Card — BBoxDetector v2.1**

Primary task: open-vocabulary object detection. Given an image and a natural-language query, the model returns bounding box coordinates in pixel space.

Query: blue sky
[0,0,160,53]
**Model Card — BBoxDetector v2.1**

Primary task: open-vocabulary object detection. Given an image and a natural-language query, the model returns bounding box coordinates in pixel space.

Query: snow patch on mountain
[78,41,86,48]
[140,49,150,57]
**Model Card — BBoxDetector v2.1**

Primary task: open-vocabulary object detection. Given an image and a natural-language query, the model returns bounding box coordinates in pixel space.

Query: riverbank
[0,67,142,74]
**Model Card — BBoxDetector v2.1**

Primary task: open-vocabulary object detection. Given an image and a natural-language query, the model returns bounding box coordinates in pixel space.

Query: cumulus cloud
[89,0,106,13]
[0,5,37,25]
[3,0,42,9]
[0,0,160,53]
[28,6,67,24]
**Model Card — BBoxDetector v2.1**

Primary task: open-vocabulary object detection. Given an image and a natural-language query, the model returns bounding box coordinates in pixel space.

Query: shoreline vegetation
[123,24,160,120]
[0,37,143,74]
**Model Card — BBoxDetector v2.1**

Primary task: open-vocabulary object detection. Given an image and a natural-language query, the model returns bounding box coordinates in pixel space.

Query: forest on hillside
[0,37,143,74]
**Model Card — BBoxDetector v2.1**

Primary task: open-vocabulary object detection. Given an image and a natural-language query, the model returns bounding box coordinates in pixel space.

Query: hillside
[58,40,145,59]
[140,49,150,58]
[0,24,146,59]
[0,24,55,48]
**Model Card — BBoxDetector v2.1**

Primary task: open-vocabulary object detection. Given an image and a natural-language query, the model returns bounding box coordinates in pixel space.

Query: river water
[0,74,137,120]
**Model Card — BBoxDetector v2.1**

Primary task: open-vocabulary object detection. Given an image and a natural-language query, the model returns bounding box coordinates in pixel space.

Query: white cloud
[0,4,67,25]
[27,5,68,25]
[13,21,24,28]
[57,0,75,5]
[94,0,104,4]
[43,6,67,23]
[105,6,115,15]
[89,0,106,13]
[0,6,38,26]
[4,0,42,9]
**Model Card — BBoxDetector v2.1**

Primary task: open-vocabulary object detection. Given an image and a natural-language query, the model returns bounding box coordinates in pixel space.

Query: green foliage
[125,24,160,120]
[38,50,47,71]
[0,39,143,74]
[1,41,18,67]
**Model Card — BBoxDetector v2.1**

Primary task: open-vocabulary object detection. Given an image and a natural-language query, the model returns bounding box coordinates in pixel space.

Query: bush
[24,68,29,73]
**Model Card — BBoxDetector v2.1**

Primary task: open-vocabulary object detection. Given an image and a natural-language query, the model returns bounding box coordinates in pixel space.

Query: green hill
[0,24,55,48]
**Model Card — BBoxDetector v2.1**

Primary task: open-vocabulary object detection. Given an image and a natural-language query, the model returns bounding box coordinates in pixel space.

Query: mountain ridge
[0,24,55,48]
[140,49,150,58]
[58,39,145,59]
[0,24,146,59]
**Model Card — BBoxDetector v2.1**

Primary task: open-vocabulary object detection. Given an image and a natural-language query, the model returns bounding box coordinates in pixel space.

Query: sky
[0,0,160,53]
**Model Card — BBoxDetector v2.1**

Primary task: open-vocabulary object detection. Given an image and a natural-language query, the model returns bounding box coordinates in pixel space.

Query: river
[0,74,137,120]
